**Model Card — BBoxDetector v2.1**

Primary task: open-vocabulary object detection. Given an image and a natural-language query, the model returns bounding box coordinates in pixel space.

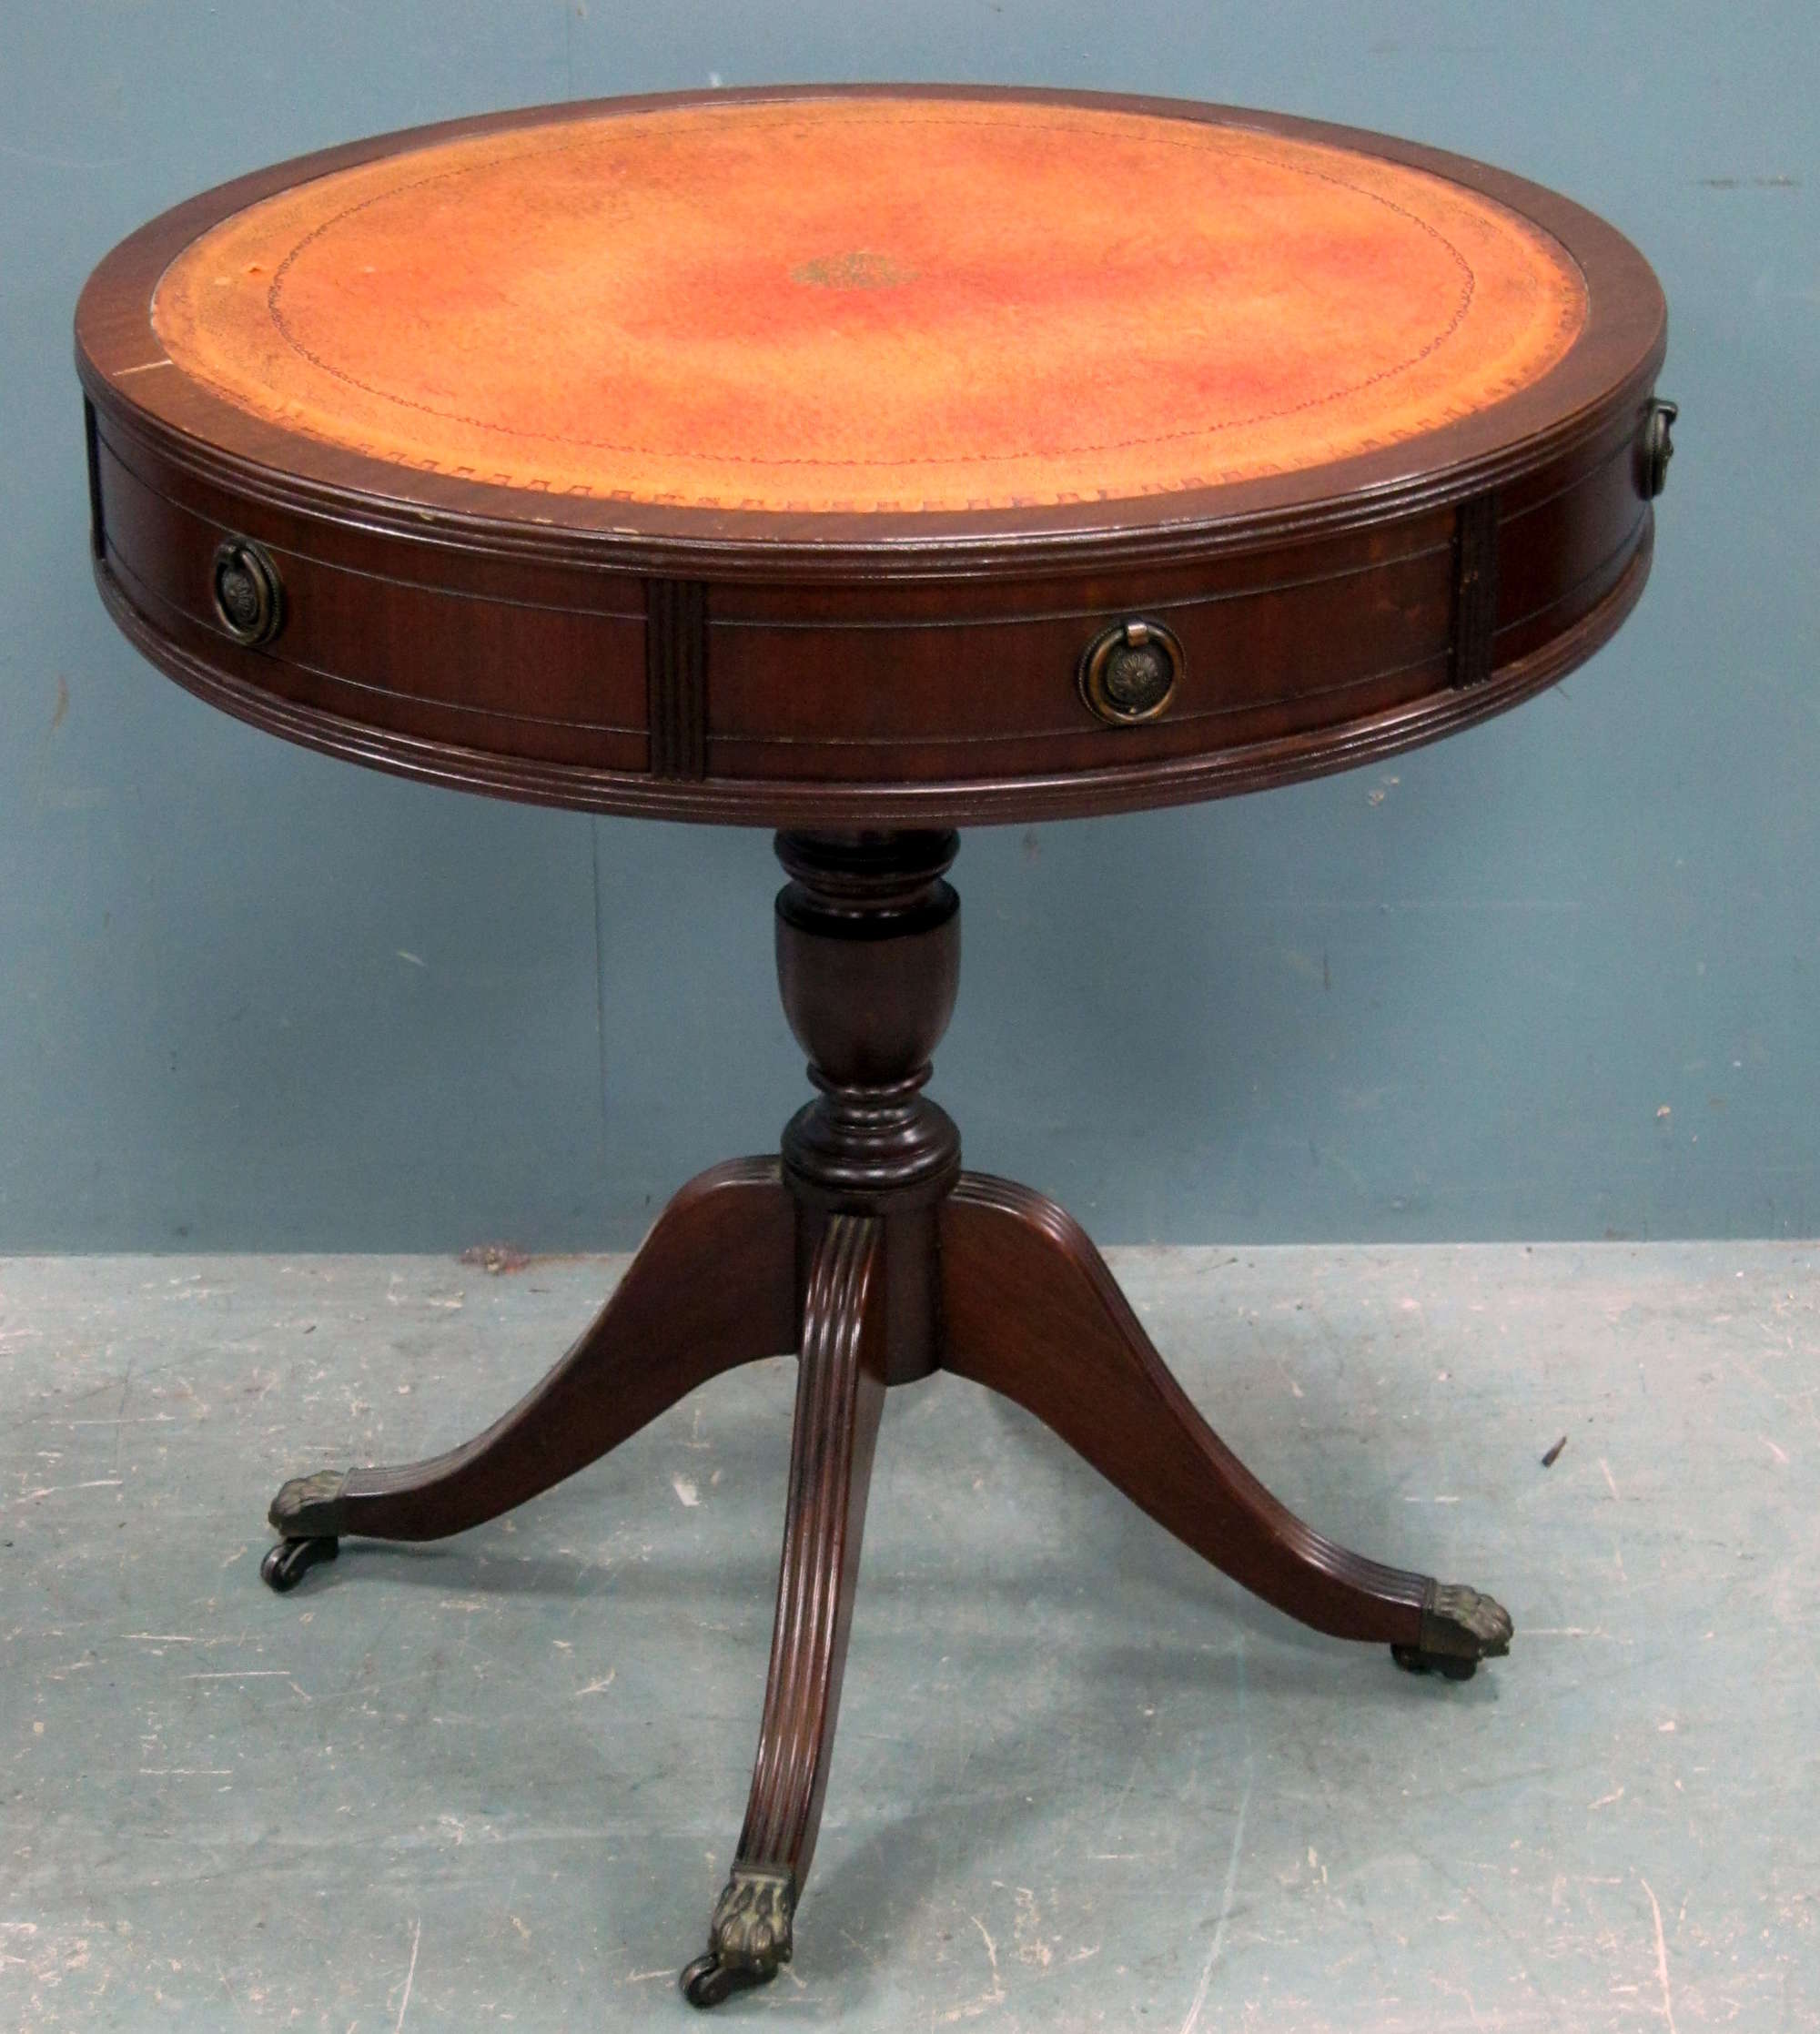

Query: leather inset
[152,97,1587,515]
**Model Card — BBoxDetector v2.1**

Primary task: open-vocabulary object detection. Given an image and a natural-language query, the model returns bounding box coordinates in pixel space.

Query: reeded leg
[681,1213,887,2007]
[939,1174,1511,1675]
[260,1158,795,1589]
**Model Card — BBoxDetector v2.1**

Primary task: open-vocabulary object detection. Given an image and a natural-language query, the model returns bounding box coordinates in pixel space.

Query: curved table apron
[76,86,1671,2010]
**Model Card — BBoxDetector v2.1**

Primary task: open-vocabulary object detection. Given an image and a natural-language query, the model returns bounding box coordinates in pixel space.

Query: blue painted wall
[2,3,1813,1250]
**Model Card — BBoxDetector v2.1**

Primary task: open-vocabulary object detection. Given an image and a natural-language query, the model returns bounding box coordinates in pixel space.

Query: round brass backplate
[1079,618,1184,725]
[211,537,285,647]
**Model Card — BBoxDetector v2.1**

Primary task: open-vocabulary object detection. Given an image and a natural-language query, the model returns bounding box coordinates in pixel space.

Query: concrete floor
[3,1240,1816,2029]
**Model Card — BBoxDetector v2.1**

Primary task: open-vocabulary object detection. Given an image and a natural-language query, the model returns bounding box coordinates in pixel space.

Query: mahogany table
[76,86,1672,2007]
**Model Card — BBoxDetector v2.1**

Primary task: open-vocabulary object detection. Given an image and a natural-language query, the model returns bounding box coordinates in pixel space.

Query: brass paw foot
[680,1864,794,2009]
[1391,1581,1513,1681]
[260,1535,339,1592]
[268,1466,349,1537]
[261,1469,349,1593]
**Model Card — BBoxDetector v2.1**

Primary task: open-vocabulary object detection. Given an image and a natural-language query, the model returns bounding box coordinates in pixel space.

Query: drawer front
[94,426,649,772]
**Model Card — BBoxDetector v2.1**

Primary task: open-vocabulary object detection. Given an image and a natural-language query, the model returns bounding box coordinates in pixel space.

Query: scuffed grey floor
[3,1241,1816,2029]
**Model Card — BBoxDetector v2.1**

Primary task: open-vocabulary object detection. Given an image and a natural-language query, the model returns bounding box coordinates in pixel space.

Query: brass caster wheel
[260,1535,339,1592]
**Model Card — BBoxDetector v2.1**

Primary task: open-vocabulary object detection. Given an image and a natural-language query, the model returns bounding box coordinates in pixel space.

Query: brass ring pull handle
[1640,397,1677,499]
[212,537,286,647]
[1079,617,1184,725]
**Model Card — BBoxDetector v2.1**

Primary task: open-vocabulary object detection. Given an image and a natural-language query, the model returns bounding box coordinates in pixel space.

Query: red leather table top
[149,96,1588,517]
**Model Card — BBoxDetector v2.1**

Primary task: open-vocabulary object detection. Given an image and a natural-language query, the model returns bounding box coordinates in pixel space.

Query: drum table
[76,86,1672,2006]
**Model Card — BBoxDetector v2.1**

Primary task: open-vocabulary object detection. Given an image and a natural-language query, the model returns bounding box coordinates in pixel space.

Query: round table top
[76,88,1669,826]
[148,95,1584,519]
